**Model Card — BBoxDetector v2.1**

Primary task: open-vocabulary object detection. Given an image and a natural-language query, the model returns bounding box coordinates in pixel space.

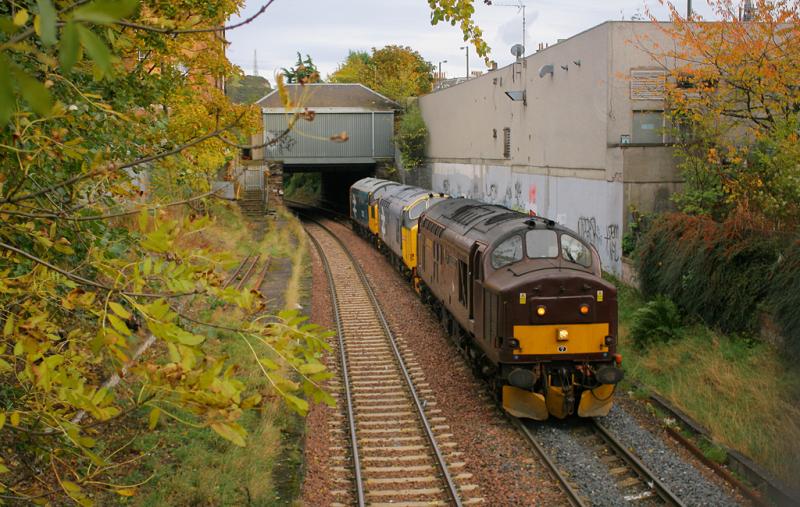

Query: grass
[111,203,311,506]
[615,281,800,485]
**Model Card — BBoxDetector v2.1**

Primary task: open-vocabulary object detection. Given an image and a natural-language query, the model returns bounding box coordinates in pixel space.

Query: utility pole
[253,49,258,76]
[687,0,692,18]
[459,46,470,78]
[437,60,447,82]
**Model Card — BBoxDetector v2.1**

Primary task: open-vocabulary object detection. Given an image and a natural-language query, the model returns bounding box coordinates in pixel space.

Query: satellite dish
[510,44,524,58]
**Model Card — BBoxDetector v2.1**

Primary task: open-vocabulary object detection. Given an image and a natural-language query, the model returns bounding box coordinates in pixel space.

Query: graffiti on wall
[266,130,296,155]
[577,216,620,263]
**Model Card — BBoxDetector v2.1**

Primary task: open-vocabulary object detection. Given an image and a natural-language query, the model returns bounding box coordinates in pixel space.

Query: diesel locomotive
[349,177,623,420]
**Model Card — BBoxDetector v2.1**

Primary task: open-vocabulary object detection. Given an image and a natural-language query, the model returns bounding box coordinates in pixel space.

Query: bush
[396,104,427,170]
[635,211,783,334]
[629,296,683,349]
[769,240,800,358]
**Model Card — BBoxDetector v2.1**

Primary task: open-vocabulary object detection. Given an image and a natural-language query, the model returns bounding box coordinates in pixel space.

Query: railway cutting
[304,218,483,506]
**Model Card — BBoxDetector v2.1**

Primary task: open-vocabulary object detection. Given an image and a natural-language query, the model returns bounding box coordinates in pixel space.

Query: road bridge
[258,83,399,208]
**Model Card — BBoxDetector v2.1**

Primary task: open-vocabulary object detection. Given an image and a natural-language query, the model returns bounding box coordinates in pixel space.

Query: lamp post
[437,60,448,81]
[459,46,470,78]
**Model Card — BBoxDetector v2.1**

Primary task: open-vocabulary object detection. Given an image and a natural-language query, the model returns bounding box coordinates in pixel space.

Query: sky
[225,0,720,83]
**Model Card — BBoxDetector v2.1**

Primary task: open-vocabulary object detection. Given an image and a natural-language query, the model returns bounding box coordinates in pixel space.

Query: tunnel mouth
[282,164,375,213]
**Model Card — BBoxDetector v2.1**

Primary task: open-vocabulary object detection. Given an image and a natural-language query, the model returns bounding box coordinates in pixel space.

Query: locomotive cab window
[525,230,559,258]
[491,235,523,269]
[561,234,592,267]
[407,201,426,221]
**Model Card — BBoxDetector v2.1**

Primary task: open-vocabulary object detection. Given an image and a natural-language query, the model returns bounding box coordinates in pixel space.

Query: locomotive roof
[351,177,398,195]
[424,198,572,239]
[380,185,430,206]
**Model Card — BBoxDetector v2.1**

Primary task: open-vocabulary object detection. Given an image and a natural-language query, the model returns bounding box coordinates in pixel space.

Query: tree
[227,74,272,104]
[0,0,489,502]
[282,52,321,84]
[646,0,800,228]
[0,1,330,503]
[330,45,435,102]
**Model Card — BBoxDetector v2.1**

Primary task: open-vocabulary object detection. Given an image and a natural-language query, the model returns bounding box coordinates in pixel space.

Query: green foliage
[396,104,428,170]
[636,212,783,335]
[768,240,800,359]
[330,45,434,102]
[284,172,320,202]
[629,295,683,350]
[428,0,491,62]
[281,52,320,84]
[227,74,271,104]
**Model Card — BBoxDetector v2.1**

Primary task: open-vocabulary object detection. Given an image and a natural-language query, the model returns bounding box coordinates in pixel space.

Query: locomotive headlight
[579,304,590,315]
[536,305,546,317]
[557,329,569,341]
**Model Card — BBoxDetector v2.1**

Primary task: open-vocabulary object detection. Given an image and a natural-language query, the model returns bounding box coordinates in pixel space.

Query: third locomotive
[350,177,623,420]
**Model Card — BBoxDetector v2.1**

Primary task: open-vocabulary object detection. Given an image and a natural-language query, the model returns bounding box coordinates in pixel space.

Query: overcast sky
[225,0,719,83]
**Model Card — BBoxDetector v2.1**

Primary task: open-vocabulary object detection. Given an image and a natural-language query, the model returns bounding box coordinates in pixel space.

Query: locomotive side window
[525,230,559,258]
[491,235,523,269]
[561,234,593,267]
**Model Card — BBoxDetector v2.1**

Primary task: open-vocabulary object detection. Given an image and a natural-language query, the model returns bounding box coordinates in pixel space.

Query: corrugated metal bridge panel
[264,111,394,162]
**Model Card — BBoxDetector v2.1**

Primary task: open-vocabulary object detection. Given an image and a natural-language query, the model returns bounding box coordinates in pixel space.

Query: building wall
[418,21,684,275]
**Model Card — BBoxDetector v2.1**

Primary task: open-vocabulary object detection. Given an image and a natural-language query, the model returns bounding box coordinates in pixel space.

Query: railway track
[516,417,685,507]
[304,217,482,506]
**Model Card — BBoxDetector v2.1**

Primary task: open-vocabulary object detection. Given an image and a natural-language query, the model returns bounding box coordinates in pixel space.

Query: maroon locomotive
[416,198,623,420]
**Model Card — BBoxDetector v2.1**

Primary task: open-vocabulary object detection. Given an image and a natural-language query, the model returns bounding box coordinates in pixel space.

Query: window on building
[632,110,666,144]
[503,127,511,158]
[241,148,253,160]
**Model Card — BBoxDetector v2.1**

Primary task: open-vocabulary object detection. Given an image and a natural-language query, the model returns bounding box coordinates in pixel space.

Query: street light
[437,60,448,81]
[459,46,470,78]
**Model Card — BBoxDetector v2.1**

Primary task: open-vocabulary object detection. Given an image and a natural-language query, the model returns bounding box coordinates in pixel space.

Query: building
[418,21,682,275]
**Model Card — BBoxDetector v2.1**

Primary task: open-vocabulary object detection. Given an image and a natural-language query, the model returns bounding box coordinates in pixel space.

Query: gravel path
[600,406,741,506]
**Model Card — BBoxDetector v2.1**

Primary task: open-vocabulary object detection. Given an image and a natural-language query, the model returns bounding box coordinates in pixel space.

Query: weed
[629,295,682,350]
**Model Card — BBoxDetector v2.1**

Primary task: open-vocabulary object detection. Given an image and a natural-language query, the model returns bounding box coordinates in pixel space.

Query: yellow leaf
[298,362,325,375]
[115,488,136,497]
[148,407,160,430]
[10,412,20,427]
[61,480,81,493]
[108,302,131,320]
[107,314,131,336]
[13,9,29,26]
[3,314,13,337]
[0,413,5,430]
[285,394,309,415]
[210,422,246,447]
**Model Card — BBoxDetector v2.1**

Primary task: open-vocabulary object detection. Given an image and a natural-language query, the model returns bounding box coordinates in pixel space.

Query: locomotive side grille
[448,204,495,226]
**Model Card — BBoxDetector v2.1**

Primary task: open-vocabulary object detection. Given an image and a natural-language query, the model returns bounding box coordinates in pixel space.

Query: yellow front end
[368,204,380,235]
[502,323,617,420]
[512,323,611,355]
[400,224,418,271]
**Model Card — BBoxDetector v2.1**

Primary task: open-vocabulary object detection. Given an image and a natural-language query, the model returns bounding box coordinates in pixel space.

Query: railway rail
[289,201,747,507]
[516,417,686,507]
[303,216,481,506]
